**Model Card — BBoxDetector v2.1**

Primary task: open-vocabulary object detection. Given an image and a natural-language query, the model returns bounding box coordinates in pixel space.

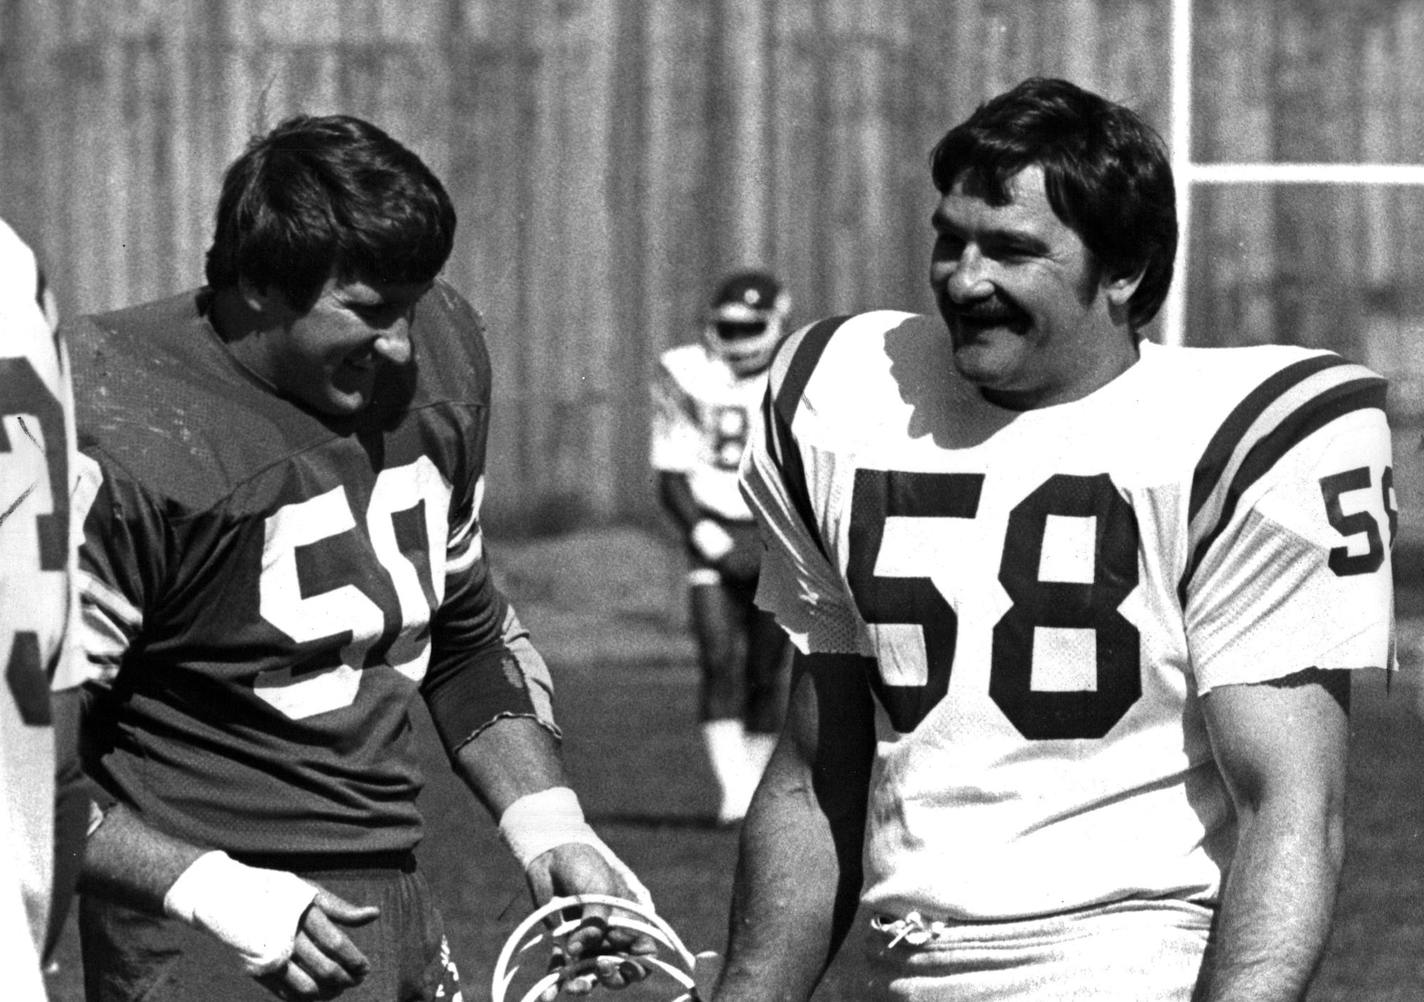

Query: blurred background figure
[651,270,794,825]
[0,216,86,1001]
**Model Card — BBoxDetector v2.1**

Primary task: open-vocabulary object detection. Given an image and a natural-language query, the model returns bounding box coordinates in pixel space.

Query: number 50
[256,457,450,720]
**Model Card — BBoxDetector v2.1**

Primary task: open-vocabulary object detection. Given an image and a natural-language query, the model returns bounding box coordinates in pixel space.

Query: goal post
[1162,0,1424,348]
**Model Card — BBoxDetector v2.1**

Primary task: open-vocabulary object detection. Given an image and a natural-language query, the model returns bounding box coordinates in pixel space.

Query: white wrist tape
[498,787,653,907]
[163,850,319,976]
[691,519,735,562]
[498,787,600,867]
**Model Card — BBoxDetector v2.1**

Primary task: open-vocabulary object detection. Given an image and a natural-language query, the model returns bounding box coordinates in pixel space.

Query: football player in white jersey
[713,78,1396,1002]
[0,217,87,1001]
[651,271,793,824]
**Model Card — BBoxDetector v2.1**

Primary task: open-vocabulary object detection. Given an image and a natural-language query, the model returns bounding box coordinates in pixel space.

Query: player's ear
[1100,261,1145,310]
[237,277,285,316]
[1100,261,1146,329]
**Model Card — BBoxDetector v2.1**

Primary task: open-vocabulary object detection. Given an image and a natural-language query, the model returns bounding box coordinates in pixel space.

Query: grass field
[44,526,1424,1001]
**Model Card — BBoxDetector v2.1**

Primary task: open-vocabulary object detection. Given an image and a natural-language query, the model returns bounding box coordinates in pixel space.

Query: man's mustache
[944,297,1023,323]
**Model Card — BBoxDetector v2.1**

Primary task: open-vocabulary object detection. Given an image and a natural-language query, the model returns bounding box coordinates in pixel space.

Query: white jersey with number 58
[742,310,1396,922]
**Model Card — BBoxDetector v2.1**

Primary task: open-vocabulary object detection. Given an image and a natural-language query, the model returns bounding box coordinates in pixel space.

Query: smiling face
[929,165,1141,410]
[239,274,431,416]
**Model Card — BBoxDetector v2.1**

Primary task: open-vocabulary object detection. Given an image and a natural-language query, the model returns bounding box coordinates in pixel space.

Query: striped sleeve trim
[446,475,486,575]
[1179,354,1387,602]
[763,316,851,561]
[77,568,141,682]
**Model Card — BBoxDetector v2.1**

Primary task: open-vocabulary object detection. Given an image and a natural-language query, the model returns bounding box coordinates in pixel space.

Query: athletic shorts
[79,854,464,1002]
[864,899,1213,1002]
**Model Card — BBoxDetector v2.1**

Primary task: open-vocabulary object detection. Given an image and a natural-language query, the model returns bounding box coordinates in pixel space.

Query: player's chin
[950,337,1022,388]
[320,371,378,414]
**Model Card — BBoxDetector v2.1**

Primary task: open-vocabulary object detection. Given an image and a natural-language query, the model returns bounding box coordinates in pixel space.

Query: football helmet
[702,270,790,376]
[492,894,707,1002]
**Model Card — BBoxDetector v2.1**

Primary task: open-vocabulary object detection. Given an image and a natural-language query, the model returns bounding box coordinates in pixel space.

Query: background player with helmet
[650,270,793,825]
[713,78,1396,1002]
[0,216,88,1001]
[67,114,654,1002]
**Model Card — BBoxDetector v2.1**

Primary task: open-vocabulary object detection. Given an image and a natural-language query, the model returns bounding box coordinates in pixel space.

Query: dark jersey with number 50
[70,282,537,858]
[743,310,1395,923]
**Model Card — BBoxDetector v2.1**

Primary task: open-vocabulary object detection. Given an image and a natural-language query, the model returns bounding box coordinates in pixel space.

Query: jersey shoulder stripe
[1181,351,1387,598]
[770,315,851,434]
[1187,353,1347,520]
[763,315,853,559]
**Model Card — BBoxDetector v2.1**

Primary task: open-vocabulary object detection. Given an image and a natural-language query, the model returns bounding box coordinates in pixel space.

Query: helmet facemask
[702,271,790,376]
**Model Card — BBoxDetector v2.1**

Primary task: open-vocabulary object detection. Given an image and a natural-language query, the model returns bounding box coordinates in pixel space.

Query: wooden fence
[0,0,1418,530]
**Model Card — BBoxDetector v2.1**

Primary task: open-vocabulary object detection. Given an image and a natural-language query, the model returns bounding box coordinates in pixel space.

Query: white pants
[864,899,1212,1002]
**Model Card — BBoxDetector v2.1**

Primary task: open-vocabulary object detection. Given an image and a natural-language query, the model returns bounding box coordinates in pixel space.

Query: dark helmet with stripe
[703,270,791,376]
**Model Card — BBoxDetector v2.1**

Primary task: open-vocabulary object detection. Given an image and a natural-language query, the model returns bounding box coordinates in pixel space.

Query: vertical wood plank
[714,0,771,270]
[1191,0,1277,347]
[0,0,1415,526]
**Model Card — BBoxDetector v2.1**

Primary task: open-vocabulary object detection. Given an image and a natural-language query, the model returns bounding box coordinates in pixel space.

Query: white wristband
[691,519,735,562]
[163,850,319,976]
[498,787,600,868]
[498,787,653,907]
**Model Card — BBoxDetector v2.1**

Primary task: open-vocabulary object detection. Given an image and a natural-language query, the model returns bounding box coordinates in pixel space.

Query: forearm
[81,801,207,912]
[455,713,654,924]
[715,652,874,1002]
[449,714,569,820]
[1196,806,1343,1002]
[83,801,350,985]
[1197,671,1352,1002]
[436,625,652,900]
[715,750,862,1002]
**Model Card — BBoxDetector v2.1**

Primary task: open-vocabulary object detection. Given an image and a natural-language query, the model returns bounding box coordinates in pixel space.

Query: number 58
[1319,465,1396,577]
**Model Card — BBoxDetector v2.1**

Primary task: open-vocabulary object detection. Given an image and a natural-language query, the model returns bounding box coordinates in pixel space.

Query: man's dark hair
[204,114,456,308]
[929,77,1177,331]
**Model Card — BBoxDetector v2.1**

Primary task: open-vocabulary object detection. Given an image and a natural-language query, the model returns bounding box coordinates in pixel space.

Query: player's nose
[372,321,412,365]
[945,245,994,302]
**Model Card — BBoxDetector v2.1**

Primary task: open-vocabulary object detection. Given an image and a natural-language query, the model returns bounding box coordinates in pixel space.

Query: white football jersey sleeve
[742,310,1396,923]
[0,218,78,999]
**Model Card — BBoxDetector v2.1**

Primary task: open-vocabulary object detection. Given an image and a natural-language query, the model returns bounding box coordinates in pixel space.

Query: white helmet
[491,893,709,1002]
[702,269,791,376]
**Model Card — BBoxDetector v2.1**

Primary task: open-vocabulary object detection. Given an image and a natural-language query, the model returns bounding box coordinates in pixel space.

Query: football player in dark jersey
[650,271,793,824]
[68,114,653,1001]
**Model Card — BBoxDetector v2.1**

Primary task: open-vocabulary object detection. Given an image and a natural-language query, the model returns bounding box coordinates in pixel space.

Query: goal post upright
[1163,0,1193,348]
[1160,0,1424,350]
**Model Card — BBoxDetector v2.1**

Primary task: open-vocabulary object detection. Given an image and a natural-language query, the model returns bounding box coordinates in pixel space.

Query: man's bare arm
[1195,668,1351,1002]
[713,650,877,1002]
[83,802,379,997]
